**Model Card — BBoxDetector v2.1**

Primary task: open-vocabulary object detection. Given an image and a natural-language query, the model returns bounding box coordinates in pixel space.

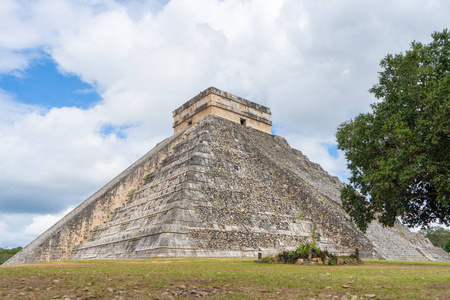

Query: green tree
[0,247,22,264]
[419,226,450,249]
[445,239,450,252]
[336,29,450,231]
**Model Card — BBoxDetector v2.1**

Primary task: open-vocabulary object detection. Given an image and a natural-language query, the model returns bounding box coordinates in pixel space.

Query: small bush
[296,243,313,255]
[327,255,337,265]
[295,242,321,259]
[260,254,276,263]
[257,241,363,266]
[265,242,328,264]
[317,249,332,261]
[259,243,353,266]
[277,251,298,263]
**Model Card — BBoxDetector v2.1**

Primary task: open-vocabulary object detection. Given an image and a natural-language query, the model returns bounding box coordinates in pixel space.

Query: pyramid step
[159,144,211,169]
[72,231,198,260]
[130,156,211,199]
[114,184,208,214]
[95,199,204,232]
[75,224,191,250]
[133,163,211,202]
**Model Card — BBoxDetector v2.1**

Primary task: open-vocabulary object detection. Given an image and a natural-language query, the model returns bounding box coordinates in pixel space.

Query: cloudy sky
[0,0,449,248]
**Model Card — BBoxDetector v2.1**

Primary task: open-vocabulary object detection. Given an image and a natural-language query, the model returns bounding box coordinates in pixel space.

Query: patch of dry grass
[0,258,449,299]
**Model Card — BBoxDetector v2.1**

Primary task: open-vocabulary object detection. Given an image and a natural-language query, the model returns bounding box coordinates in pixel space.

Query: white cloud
[0,213,40,247]
[0,99,161,213]
[24,206,74,236]
[1,0,450,246]
[0,90,39,123]
[0,206,77,247]
[282,133,349,181]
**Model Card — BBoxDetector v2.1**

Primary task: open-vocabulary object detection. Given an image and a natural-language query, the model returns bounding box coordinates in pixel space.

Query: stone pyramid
[6,87,448,265]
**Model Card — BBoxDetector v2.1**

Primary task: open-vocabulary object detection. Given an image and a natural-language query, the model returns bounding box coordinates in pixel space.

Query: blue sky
[0,58,100,109]
[0,0,449,248]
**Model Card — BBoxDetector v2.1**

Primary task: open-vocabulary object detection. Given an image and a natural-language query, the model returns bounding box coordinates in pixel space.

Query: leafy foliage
[261,242,338,265]
[277,250,299,263]
[295,241,319,256]
[259,253,277,263]
[336,29,450,231]
[419,226,450,250]
[0,247,22,265]
[277,242,319,263]
[445,239,450,253]
[318,250,335,265]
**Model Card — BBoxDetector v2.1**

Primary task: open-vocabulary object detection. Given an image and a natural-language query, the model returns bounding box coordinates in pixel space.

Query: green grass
[367,260,450,266]
[0,258,449,299]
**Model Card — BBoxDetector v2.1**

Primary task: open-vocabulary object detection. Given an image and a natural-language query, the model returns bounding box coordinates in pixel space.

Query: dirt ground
[1,259,449,299]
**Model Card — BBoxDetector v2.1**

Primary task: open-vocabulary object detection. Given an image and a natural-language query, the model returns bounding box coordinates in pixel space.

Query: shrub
[277,250,298,263]
[258,242,354,265]
[327,255,337,265]
[316,249,330,260]
[260,254,276,263]
[295,242,320,257]
[445,239,450,253]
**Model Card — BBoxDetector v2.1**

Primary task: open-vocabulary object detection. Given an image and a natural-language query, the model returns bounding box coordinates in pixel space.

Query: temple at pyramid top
[172,87,272,134]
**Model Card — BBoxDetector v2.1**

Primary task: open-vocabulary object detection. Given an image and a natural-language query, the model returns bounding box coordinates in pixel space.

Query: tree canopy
[0,247,22,265]
[419,226,450,251]
[336,29,450,232]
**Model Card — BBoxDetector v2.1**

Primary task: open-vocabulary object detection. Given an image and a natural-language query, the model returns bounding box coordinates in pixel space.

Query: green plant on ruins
[327,255,336,266]
[311,222,316,246]
[268,243,337,264]
[259,253,277,264]
[296,242,314,256]
[260,223,339,264]
[277,250,299,263]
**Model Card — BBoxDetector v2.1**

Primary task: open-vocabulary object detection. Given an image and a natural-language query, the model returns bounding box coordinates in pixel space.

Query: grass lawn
[1,258,449,299]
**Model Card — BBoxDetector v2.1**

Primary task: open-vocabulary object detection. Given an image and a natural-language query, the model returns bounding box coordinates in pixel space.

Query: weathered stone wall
[70,126,212,260]
[199,116,374,254]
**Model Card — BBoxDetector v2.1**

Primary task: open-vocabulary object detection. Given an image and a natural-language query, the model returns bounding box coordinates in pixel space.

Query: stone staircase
[71,129,211,259]
[366,221,450,261]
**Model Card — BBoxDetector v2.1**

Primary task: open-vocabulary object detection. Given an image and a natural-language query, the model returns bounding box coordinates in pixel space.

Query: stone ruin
[5,87,449,265]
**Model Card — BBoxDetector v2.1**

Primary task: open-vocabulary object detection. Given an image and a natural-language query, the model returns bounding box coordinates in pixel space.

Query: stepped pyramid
[6,87,448,265]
